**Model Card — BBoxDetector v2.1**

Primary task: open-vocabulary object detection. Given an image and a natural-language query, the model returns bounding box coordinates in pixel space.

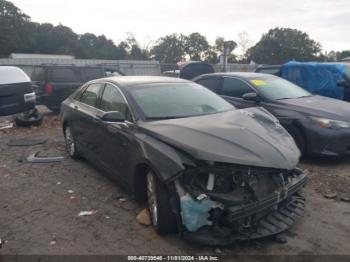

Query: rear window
[51,68,80,82]
[82,68,104,82]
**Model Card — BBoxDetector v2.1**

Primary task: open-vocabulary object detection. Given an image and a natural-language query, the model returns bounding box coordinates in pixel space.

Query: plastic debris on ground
[324,192,337,199]
[27,151,64,163]
[78,210,98,217]
[0,121,14,130]
[7,138,47,147]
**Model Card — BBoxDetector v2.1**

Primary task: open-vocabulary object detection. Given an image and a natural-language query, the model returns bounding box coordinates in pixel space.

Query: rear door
[220,77,257,109]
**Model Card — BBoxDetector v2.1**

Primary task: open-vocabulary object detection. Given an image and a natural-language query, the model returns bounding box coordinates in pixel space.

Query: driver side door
[97,83,135,186]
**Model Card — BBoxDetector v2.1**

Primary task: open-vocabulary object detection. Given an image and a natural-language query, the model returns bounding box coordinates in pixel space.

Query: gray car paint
[139,107,300,179]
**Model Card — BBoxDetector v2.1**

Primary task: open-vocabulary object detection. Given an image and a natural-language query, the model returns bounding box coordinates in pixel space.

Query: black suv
[29,65,123,113]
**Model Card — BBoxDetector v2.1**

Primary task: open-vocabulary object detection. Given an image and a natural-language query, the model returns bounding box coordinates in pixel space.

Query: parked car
[256,62,350,101]
[0,66,36,116]
[61,76,307,245]
[194,72,350,156]
[162,61,215,79]
[29,65,124,113]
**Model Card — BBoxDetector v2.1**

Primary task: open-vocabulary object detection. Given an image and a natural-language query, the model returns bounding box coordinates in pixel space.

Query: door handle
[73,105,78,111]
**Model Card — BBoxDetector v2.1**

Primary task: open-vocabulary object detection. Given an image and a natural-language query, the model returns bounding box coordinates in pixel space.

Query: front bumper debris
[183,195,305,246]
[176,165,308,245]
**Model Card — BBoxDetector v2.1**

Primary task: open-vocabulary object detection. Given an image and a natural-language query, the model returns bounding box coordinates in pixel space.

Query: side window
[51,68,80,82]
[196,78,221,93]
[222,78,254,98]
[100,84,132,121]
[79,83,102,107]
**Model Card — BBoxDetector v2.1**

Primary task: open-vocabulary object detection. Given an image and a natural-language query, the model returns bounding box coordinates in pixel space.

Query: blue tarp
[281,61,346,100]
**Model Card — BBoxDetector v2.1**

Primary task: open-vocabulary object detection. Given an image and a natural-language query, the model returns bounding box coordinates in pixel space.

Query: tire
[15,110,43,127]
[64,125,80,159]
[147,171,177,234]
[288,125,306,155]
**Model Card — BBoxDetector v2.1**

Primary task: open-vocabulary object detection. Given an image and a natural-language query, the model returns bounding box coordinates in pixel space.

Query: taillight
[45,83,53,95]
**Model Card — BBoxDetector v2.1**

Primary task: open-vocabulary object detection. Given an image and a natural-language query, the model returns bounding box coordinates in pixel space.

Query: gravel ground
[0,110,350,256]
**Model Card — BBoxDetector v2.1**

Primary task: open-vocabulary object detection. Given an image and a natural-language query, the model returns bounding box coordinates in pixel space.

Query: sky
[10,0,350,54]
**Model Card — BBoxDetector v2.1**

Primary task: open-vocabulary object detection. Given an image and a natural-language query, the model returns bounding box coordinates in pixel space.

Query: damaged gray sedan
[61,76,308,245]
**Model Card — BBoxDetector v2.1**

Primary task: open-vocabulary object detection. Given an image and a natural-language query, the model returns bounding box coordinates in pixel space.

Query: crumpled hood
[139,107,300,170]
[281,95,350,121]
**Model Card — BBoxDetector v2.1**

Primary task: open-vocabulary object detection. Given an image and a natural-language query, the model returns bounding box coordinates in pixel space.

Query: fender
[135,133,196,182]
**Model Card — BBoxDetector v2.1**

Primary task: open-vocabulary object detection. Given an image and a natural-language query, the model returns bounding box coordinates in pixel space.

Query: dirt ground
[0,110,350,256]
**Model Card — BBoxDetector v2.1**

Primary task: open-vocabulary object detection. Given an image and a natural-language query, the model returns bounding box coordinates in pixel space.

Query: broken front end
[172,164,308,246]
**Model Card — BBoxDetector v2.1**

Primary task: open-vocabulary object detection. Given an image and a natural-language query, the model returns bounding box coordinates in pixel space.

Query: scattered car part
[0,121,13,130]
[27,151,64,163]
[323,192,337,199]
[15,108,43,127]
[340,196,350,203]
[7,138,47,147]
[78,210,97,217]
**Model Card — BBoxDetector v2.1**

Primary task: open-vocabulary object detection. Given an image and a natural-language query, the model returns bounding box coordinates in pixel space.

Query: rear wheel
[288,125,306,155]
[64,125,80,159]
[147,171,177,234]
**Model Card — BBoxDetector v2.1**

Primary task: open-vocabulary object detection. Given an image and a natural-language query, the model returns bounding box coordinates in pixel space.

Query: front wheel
[64,125,80,159]
[147,171,177,234]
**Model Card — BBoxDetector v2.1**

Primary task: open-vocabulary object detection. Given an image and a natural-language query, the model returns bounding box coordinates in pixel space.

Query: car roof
[97,76,190,88]
[0,66,30,85]
[197,72,275,80]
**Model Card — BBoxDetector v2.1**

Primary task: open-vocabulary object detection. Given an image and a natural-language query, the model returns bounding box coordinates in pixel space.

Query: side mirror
[101,111,125,122]
[242,92,260,102]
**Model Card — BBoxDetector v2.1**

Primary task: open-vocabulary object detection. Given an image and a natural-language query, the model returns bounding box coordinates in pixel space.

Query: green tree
[247,27,321,64]
[120,32,150,60]
[184,32,209,61]
[204,37,237,64]
[151,34,186,63]
[0,0,30,56]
